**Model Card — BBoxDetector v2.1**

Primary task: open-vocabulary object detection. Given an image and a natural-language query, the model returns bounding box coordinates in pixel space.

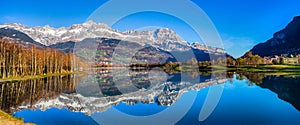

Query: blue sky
[1,0,300,58]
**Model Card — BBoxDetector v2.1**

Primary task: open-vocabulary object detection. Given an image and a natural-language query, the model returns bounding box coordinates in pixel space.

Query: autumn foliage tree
[0,38,73,79]
[238,52,263,66]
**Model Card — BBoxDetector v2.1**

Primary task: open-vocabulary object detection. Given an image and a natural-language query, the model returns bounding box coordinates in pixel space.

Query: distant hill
[49,41,75,53]
[0,28,45,48]
[51,38,176,64]
[249,16,300,57]
[50,38,230,63]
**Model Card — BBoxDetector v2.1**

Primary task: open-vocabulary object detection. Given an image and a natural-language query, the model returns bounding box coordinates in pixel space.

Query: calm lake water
[0,69,299,125]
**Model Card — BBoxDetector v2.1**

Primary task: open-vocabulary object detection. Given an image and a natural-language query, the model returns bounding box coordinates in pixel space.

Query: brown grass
[0,110,35,125]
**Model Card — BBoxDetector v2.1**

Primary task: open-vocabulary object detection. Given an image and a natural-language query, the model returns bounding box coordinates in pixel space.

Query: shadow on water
[238,72,300,111]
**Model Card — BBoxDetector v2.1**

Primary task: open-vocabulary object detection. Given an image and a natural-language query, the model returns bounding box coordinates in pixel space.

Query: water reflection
[237,72,300,111]
[0,69,226,115]
[0,75,76,114]
[1,70,300,124]
[33,69,226,115]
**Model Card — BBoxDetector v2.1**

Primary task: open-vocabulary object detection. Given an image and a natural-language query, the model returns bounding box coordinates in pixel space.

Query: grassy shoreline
[1,64,300,83]
[167,64,300,73]
[225,64,300,72]
[0,72,77,83]
[0,110,35,125]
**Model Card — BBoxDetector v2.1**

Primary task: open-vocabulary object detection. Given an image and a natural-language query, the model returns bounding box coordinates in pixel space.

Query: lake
[0,69,299,125]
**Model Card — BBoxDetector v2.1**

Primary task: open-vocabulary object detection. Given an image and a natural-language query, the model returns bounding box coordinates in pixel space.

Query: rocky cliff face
[249,16,300,57]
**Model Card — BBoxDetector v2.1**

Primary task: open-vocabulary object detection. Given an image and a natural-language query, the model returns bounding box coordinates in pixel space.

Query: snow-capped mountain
[0,21,122,46]
[0,21,225,54]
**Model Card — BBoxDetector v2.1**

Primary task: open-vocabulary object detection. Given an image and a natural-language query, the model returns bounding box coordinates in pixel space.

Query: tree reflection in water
[1,70,299,116]
[0,75,76,114]
[237,72,300,111]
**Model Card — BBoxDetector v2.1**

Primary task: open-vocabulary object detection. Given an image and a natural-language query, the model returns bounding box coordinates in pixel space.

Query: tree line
[230,52,300,66]
[0,38,74,79]
[162,51,300,71]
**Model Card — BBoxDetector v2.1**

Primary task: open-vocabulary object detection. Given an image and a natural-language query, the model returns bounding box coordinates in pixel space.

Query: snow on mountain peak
[0,21,122,45]
[0,21,225,53]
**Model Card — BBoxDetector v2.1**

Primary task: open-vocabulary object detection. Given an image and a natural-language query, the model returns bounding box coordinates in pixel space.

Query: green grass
[259,64,300,69]
[0,71,78,82]
[226,64,300,72]
[175,64,300,74]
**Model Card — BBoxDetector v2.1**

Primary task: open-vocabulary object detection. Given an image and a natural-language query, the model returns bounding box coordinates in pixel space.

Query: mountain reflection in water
[237,72,300,111]
[0,70,300,125]
[0,69,226,115]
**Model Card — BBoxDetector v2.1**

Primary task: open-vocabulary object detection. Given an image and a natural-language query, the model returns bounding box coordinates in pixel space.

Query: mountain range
[3,16,299,61]
[0,21,227,63]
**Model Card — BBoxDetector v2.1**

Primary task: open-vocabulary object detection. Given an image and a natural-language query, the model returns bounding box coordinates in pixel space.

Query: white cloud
[221,34,257,58]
